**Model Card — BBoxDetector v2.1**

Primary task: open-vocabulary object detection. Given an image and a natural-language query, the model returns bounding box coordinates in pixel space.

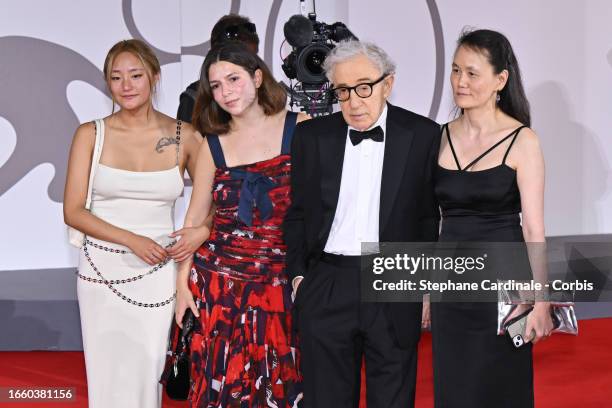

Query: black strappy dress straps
[502,126,528,165]
[463,125,528,171]
[443,123,462,170]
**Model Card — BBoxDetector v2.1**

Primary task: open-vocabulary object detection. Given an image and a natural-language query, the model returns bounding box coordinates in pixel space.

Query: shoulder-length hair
[193,42,286,135]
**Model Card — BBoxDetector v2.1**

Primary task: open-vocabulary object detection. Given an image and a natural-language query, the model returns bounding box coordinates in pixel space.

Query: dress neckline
[98,163,181,174]
[220,153,290,170]
[207,111,298,169]
[436,163,516,174]
[442,123,526,171]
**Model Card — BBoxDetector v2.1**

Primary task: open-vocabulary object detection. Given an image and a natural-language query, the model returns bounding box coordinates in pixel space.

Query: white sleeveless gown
[77,153,183,407]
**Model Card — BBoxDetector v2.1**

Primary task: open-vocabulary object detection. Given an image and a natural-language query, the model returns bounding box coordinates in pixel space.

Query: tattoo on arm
[155,137,178,153]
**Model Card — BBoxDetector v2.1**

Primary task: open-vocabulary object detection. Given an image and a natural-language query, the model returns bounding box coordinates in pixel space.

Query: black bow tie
[349,126,384,146]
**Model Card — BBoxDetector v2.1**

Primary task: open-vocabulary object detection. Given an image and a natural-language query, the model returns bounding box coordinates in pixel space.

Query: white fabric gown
[77,155,183,407]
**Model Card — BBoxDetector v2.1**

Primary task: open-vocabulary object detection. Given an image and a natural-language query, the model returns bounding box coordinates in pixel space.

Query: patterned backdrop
[0,0,611,349]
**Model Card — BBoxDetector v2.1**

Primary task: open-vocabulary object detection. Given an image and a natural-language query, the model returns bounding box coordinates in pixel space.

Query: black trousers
[295,254,419,408]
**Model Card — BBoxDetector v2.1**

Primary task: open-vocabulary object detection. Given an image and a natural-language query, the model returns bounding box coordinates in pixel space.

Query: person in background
[63,39,202,407]
[177,14,259,124]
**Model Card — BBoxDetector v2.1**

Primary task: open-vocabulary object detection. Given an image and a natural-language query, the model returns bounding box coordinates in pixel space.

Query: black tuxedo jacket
[283,103,440,348]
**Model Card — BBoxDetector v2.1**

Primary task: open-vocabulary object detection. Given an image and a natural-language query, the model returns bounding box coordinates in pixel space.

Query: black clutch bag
[161,309,195,400]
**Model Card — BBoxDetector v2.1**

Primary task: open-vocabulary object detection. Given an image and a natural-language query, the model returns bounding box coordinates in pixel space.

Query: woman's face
[208,61,261,116]
[108,51,155,111]
[450,45,506,111]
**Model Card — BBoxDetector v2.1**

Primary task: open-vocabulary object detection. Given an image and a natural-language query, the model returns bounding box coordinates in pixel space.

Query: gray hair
[323,40,396,82]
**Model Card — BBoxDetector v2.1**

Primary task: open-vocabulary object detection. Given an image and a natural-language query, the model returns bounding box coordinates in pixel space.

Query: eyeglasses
[224,22,257,40]
[331,75,388,102]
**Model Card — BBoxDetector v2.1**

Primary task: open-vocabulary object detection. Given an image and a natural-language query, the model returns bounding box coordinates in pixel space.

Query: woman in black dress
[430,29,554,407]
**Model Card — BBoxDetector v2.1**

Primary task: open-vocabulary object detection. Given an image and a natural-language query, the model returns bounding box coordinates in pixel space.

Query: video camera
[281,12,357,116]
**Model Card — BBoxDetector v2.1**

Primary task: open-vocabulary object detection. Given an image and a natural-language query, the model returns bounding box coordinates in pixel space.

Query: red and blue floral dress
[188,111,302,407]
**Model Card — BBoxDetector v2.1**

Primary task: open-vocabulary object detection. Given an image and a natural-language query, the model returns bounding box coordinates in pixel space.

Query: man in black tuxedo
[283,40,440,408]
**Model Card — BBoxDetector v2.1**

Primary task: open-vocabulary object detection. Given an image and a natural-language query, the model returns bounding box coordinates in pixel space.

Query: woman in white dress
[63,39,204,407]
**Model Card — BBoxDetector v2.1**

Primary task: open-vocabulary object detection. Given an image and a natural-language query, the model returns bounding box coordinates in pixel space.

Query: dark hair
[211,14,259,53]
[456,29,531,126]
[193,42,287,135]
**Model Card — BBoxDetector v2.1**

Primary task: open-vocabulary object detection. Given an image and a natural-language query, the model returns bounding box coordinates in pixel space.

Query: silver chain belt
[77,237,177,308]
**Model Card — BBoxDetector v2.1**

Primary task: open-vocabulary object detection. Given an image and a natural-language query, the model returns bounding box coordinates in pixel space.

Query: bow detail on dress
[230,169,277,226]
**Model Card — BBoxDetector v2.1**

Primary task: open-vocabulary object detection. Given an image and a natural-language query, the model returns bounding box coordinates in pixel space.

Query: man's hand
[421,294,431,329]
[291,276,304,302]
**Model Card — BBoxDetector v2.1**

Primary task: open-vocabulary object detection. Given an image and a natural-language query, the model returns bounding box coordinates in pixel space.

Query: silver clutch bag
[497,280,578,335]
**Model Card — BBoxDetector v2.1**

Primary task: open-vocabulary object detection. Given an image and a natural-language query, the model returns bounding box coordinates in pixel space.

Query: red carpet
[0,318,610,407]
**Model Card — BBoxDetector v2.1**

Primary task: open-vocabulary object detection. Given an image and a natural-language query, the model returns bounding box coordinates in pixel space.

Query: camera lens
[296,43,332,84]
[304,49,326,75]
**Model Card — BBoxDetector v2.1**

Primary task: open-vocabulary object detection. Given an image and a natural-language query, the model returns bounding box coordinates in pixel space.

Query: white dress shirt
[323,105,387,255]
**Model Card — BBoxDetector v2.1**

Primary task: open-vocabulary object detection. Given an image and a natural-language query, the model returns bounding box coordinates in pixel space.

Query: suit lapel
[379,105,415,235]
[318,115,348,242]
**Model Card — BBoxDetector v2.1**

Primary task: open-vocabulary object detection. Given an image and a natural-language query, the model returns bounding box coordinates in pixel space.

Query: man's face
[331,54,394,131]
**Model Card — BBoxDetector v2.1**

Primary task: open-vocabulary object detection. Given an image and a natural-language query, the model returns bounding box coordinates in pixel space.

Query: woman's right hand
[127,234,168,265]
[175,285,200,328]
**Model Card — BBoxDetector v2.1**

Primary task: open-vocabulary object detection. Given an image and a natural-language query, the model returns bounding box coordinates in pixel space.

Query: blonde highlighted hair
[103,39,161,112]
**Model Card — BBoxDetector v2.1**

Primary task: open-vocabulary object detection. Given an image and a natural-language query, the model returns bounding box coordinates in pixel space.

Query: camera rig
[281,2,357,116]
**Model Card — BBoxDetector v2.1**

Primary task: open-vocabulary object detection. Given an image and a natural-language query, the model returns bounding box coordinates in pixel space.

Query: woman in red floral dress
[173,42,308,407]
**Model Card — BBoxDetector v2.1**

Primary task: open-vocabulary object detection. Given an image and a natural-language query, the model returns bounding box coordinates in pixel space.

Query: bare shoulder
[445,118,461,135]
[156,112,180,132]
[178,121,203,144]
[507,126,543,172]
[296,111,311,123]
[181,121,200,139]
[514,126,541,153]
[196,133,214,161]
[73,121,96,147]
[275,109,310,124]
[153,113,201,143]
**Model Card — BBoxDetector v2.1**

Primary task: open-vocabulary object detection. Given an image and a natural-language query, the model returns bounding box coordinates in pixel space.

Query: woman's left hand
[167,225,211,262]
[524,302,554,344]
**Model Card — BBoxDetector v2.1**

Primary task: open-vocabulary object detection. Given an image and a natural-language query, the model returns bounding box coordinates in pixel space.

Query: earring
[496,92,501,103]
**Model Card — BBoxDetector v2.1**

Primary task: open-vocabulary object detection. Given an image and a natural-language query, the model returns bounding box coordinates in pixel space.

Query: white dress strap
[67,119,105,248]
[85,119,105,210]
